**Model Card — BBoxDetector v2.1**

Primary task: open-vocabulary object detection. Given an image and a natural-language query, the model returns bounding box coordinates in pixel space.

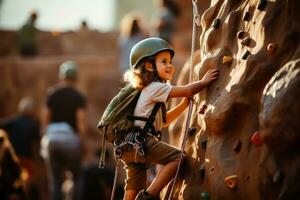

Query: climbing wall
[167,0,300,199]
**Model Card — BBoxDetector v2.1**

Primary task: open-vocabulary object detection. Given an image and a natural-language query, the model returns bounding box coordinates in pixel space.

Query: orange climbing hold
[224,175,239,189]
[267,43,278,56]
[251,131,263,145]
[222,56,233,64]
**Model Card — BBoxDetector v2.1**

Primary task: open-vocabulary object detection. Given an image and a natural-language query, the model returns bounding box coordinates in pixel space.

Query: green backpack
[97,84,140,143]
[97,84,140,167]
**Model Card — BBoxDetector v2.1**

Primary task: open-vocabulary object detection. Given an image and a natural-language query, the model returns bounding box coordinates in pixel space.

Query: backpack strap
[142,102,163,135]
[128,102,165,136]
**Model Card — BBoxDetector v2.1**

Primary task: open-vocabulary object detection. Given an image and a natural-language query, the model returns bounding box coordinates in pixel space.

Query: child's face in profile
[155,51,174,81]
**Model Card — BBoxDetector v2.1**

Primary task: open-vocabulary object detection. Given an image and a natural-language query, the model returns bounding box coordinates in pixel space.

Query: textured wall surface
[168,0,300,199]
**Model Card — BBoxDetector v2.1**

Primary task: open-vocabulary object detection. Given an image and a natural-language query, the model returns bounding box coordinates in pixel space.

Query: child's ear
[145,62,154,71]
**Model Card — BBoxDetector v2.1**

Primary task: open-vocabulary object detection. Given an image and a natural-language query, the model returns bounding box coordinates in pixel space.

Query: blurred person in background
[79,20,90,32]
[118,12,147,73]
[18,11,39,56]
[0,97,40,200]
[81,149,123,200]
[150,0,180,44]
[40,60,87,200]
[0,129,27,200]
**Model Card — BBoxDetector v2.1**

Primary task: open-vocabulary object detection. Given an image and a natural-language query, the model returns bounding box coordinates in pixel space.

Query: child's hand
[202,69,219,85]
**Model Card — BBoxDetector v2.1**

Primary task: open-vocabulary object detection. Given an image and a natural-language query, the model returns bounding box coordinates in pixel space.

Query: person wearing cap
[120,37,218,199]
[41,60,86,200]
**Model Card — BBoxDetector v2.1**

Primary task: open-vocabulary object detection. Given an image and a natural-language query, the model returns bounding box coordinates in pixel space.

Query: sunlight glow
[0,0,116,32]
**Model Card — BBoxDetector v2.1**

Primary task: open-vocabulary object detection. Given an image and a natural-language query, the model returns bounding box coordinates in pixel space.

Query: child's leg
[124,189,138,200]
[121,150,147,200]
[146,160,179,196]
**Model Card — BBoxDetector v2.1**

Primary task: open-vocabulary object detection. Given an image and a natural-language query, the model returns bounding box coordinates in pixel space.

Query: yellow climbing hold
[224,175,239,189]
[223,56,233,64]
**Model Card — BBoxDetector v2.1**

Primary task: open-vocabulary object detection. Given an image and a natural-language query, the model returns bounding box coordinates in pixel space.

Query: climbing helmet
[129,37,174,70]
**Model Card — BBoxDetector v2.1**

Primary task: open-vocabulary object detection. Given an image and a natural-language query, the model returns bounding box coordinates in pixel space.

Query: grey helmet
[129,37,174,70]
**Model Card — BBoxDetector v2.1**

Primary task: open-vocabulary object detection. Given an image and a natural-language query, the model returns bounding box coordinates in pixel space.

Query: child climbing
[100,37,218,200]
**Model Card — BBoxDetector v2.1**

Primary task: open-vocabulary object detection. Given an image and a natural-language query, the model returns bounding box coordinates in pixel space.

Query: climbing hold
[237,31,246,39]
[212,18,221,29]
[241,50,251,60]
[199,164,205,179]
[201,140,208,150]
[241,37,251,46]
[224,175,239,189]
[257,0,268,11]
[243,12,251,21]
[222,56,233,64]
[233,140,242,153]
[251,131,263,145]
[201,192,210,200]
[188,127,197,136]
[267,43,278,56]
[199,105,208,114]
[273,171,284,184]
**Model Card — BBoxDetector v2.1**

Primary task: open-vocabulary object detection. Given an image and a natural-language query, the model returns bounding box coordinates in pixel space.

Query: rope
[99,133,106,168]
[110,158,120,200]
[167,0,200,199]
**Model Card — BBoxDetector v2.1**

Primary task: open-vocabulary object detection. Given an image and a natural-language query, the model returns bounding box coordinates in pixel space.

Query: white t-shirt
[134,82,172,131]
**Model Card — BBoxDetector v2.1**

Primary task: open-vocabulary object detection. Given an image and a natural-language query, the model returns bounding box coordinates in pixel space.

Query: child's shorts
[120,136,181,191]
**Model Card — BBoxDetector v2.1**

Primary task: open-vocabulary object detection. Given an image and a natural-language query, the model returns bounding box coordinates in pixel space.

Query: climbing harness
[110,102,165,200]
[110,129,148,200]
[114,127,147,161]
[168,0,201,199]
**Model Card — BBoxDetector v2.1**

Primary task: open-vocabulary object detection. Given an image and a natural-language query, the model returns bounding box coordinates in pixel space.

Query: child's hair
[124,58,154,90]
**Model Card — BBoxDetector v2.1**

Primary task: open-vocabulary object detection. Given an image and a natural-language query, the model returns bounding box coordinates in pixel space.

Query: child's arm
[168,69,218,98]
[162,69,218,127]
[163,97,189,127]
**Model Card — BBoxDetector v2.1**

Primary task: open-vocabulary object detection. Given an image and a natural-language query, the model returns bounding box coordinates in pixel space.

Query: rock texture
[168,0,300,199]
